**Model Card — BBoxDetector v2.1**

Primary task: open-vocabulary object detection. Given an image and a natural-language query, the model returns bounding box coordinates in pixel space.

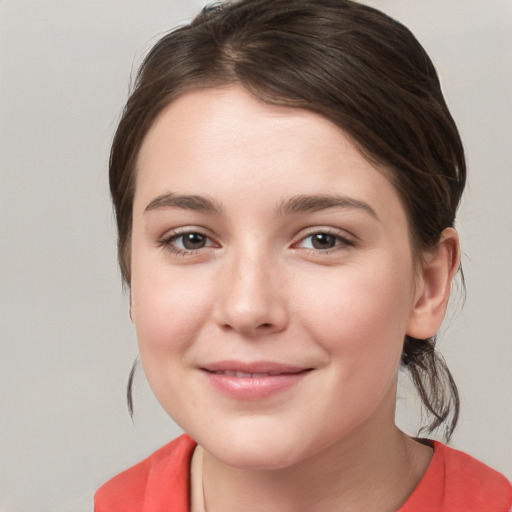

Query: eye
[176,232,209,250]
[160,231,217,255]
[296,231,355,251]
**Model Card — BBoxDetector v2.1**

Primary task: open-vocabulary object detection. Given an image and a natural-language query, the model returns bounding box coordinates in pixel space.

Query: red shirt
[95,434,512,512]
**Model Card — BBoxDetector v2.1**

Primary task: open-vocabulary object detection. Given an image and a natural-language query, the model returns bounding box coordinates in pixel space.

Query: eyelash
[158,230,217,256]
[158,229,356,256]
[293,229,356,254]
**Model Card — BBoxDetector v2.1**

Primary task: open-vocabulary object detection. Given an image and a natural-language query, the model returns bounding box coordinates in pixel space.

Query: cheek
[129,265,218,423]
[130,262,214,369]
[297,262,414,378]
[290,266,415,443]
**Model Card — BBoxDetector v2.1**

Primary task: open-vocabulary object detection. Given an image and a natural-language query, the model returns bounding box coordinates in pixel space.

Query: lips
[200,361,312,400]
[210,370,288,378]
[202,360,309,375]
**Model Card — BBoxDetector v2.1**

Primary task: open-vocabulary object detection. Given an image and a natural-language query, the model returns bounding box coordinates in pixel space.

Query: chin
[212,442,304,471]
[193,419,320,471]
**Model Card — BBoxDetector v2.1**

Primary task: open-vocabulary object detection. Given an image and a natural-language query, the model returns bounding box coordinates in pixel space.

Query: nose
[213,250,289,337]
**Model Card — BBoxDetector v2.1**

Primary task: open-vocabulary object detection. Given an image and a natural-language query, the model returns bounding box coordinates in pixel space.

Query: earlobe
[406,228,460,339]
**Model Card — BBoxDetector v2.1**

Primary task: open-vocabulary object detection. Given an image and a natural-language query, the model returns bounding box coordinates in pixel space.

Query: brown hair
[111,0,466,440]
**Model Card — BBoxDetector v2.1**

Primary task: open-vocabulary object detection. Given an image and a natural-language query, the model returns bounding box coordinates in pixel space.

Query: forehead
[134,86,405,226]
[137,86,351,174]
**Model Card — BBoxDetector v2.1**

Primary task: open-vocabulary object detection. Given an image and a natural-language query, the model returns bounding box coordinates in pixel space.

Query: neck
[198,413,432,512]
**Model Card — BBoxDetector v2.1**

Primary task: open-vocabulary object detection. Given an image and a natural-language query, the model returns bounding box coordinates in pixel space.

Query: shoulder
[94,434,196,512]
[401,441,512,512]
[437,441,512,509]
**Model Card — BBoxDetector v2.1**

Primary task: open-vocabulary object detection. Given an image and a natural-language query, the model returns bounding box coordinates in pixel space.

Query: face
[130,86,423,470]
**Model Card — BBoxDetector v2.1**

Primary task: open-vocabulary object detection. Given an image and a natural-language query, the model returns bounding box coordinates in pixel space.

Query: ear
[129,293,134,323]
[406,228,460,339]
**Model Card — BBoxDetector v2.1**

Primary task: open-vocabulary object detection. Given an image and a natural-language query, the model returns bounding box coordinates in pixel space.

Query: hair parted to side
[111,0,466,440]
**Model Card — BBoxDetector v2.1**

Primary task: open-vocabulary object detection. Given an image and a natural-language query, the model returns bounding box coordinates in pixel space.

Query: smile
[201,361,312,400]
[209,370,300,378]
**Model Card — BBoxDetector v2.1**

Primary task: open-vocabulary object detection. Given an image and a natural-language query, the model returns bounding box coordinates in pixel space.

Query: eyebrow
[144,192,377,219]
[277,194,378,219]
[144,193,223,214]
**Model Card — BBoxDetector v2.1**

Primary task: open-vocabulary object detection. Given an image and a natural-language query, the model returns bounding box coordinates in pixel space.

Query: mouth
[201,360,311,374]
[200,361,312,400]
[206,370,303,378]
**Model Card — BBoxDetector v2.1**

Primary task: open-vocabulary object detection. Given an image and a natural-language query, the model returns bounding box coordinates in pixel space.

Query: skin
[130,86,459,512]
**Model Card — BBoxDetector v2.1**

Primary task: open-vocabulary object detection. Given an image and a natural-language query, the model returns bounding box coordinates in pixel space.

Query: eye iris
[312,233,336,249]
[182,233,206,250]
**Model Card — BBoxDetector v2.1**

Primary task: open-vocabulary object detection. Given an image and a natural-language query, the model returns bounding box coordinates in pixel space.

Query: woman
[95,0,512,510]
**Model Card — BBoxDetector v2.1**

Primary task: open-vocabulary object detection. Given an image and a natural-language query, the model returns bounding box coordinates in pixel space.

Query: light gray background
[1,1,511,511]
